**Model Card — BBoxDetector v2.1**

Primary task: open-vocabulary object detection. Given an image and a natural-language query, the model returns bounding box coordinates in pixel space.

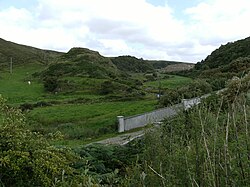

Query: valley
[0,36,249,186]
[0,43,193,147]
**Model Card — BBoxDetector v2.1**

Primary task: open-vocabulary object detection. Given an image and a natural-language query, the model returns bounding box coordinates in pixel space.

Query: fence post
[182,99,188,110]
[117,116,125,133]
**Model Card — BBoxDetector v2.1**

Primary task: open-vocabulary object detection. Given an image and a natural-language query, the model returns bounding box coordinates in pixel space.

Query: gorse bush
[0,96,75,186]
[0,96,104,187]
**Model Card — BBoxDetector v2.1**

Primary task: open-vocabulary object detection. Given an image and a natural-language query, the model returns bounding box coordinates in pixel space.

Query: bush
[99,80,115,95]
[0,96,78,186]
[159,89,181,106]
[43,76,59,92]
[159,79,212,107]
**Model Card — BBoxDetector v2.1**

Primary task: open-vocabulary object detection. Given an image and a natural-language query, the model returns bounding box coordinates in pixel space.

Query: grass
[144,75,193,89]
[0,64,45,104]
[27,100,157,142]
[0,64,193,147]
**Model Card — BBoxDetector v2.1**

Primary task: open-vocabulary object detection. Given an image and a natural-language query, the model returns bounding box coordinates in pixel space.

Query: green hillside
[197,36,250,69]
[175,37,250,90]
[147,60,189,69]
[41,47,120,79]
[111,55,154,73]
[0,38,62,66]
[194,37,250,77]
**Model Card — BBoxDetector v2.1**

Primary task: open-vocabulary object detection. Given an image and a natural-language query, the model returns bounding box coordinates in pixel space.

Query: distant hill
[0,38,62,65]
[0,38,193,78]
[111,56,154,73]
[147,60,190,69]
[164,63,194,73]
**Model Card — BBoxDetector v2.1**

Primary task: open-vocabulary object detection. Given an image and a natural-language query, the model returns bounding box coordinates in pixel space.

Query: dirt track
[87,130,145,146]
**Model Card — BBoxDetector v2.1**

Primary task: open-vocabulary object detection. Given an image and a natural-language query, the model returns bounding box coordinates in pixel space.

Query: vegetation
[0,73,249,186]
[144,75,193,90]
[176,37,250,90]
[111,56,154,73]
[197,37,250,69]
[0,38,61,65]
[123,73,250,186]
[159,79,212,106]
[0,36,250,186]
[0,96,77,186]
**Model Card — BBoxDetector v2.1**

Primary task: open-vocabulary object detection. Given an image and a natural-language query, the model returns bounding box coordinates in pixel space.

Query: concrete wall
[118,104,183,132]
[182,97,201,110]
[117,95,210,133]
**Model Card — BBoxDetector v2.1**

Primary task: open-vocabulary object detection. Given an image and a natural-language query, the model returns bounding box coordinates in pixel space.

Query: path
[87,130,145,146]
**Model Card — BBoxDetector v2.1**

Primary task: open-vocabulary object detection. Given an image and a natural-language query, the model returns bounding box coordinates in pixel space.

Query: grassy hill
[175,37,250,90]
[164,63,194,72]
[0,38,62,66]
[111,55,154,73]
[194,37,250,77]
[197,36,250,69]
[41,47,120,79]
[147,60,191,69]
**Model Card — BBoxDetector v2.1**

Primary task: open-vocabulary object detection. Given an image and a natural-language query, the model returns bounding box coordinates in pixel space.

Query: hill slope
[174,37,250,90]
[110,56,154,73]
[42,47,120,79]
[197,37,250,69]
[0,38,62,65]
[194,37,250,76]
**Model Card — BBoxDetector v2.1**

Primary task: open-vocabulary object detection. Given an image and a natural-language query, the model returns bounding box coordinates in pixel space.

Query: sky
[0,0,250,63]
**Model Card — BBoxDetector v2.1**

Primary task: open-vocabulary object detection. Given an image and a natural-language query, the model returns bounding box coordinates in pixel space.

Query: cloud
[0,0,250,62]
[185,0,250,44]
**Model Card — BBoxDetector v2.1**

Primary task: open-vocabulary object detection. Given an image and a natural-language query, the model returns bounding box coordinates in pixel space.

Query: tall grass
[124,79,250,186]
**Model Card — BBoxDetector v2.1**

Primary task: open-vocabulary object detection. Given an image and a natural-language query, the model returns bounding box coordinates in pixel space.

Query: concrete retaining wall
[118,95,209,133]
[117,104,183,132]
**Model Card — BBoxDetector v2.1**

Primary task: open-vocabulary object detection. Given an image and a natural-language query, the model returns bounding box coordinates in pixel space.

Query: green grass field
[144,75,193,89]
[0,64,192,147]
[0,64,45,104]
[27,100,157,143]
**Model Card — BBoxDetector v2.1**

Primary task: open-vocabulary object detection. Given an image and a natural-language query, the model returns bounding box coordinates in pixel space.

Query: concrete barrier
[117,104,183,132]
[117,94,211,132]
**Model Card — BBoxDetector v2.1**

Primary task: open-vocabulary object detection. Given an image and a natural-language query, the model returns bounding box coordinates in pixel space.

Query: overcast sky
[0,0,250,63]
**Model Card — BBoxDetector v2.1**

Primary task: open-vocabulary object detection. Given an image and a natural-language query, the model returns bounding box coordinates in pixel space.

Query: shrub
[160,79,212,107]
[99,80,115,95]
[43,76,59,92]
[0,96,78,186]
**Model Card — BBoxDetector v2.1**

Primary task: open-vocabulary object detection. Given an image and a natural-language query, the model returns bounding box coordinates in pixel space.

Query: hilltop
[42,47,120,79]
[0,37,189,74]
